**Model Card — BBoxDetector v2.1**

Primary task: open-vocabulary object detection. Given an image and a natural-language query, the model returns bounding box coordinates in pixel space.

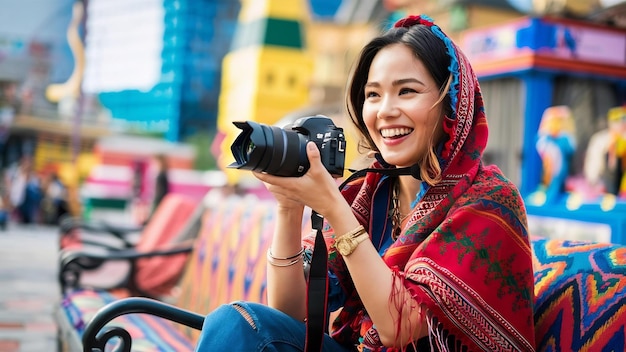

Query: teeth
[380,128,413,138]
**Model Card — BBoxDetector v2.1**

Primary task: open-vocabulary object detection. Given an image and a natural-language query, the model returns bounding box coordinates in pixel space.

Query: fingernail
[307,142,316,151]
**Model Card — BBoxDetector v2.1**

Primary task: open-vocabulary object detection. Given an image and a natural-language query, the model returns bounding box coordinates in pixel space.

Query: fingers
[253,142,322,185]
[306,142,322,172]
[306,141,319,157]
[252,171,280,185]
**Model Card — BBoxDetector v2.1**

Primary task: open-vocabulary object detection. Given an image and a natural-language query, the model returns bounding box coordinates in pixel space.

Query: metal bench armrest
[82,297,205,352]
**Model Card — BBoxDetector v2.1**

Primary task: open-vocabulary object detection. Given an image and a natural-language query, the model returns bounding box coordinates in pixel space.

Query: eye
[365,90,379,98]
[399,88,417,95]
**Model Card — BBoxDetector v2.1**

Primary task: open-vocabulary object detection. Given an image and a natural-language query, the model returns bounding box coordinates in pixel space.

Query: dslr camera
[228,115,346,177]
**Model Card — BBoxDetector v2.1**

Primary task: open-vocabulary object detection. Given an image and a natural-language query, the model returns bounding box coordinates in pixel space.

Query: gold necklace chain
[391,179,410,240]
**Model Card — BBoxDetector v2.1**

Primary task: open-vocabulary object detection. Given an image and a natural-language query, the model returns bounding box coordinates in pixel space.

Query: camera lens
[228,121,309,177]
[229,115,345,178]
[246,141,255,156]
[230,126,257,165]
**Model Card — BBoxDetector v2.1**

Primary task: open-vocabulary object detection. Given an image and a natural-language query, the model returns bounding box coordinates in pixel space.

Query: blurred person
[7,156,42,224]
[0,184,7,230]
[41,172,69,225]
[150,154,170,217]
[129,158,150,225]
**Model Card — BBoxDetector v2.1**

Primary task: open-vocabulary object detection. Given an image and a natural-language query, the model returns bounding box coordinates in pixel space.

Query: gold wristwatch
[334,225,369,256]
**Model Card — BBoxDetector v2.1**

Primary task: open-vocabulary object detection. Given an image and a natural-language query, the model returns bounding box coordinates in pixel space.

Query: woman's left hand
[253,142,346,219]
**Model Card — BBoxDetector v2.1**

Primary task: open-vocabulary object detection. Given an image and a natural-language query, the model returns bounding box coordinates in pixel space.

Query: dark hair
[346,25,453,179]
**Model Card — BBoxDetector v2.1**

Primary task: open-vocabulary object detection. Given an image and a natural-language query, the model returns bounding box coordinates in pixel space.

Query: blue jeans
[195,301,353,352]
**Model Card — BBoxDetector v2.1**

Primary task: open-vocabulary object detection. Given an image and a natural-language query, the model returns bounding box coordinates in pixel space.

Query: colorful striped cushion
[173,197,312,343]
[61,289,195,351]
[133,194,199,297]
[174,196,280,342]
[532,236,626,351]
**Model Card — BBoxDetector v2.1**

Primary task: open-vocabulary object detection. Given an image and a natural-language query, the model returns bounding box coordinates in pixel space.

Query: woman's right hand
[253,142,349,224]
[254,177,305,215]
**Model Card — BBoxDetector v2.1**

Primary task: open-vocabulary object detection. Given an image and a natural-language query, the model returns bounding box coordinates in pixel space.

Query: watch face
[336,239,353,255]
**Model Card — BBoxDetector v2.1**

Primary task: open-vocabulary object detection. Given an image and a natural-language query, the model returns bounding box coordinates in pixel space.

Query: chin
[381,156,413,168]
[379,146,423,168]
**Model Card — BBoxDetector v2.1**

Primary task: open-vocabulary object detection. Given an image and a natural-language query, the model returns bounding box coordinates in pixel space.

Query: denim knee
[196,302,350,352]
[196,301,304,351]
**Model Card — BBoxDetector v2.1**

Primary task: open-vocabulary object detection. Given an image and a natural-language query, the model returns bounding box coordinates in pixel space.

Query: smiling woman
[362,43,444,170]
[194,14,536,352]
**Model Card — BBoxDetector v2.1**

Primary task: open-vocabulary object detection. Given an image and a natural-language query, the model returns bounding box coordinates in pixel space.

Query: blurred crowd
[0,155,69,228]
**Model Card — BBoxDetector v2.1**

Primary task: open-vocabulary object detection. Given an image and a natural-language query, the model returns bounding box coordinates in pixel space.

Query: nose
[376,95,400,119]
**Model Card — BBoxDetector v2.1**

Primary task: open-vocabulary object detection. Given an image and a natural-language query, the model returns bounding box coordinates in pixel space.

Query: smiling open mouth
[381,128,413,139]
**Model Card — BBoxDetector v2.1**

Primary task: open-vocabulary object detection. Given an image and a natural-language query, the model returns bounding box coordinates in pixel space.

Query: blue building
[83,0,241,142]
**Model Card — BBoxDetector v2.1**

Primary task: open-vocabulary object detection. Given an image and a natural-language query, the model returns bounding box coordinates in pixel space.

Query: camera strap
[304,163,417,351]
[305,210,328,352]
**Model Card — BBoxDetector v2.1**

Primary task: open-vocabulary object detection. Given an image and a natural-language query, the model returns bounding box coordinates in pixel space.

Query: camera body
[228,115,346,177]
[291,116,346,177]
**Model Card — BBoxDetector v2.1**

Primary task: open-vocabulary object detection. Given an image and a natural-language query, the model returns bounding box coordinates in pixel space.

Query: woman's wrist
[276,203,305,218]
[271,203,306,258]
[266,247,304,267]
[324,201,360,238]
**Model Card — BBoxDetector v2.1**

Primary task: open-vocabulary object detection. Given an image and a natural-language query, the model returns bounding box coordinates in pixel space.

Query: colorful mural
[460,17,626,244]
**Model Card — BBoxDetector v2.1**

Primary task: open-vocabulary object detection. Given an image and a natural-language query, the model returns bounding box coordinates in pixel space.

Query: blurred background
[0,0,625,241]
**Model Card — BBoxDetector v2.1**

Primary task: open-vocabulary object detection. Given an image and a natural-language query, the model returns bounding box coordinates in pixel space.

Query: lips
[380,127,413,139]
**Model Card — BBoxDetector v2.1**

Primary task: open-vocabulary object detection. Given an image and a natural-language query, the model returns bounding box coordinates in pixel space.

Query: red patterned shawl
[303,15,536,352]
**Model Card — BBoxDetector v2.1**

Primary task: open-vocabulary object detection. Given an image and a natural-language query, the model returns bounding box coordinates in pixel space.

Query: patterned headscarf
[304,15,536,351]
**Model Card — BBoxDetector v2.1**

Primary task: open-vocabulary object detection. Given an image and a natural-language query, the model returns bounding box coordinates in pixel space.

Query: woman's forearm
[266,205,308,320]
[342,240,427,346]
[325,202,427,347]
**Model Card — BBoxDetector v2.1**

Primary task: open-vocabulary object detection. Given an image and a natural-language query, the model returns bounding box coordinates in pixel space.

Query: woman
[152,154,170,214]
[8,156,41,224]
[196,15,536,351]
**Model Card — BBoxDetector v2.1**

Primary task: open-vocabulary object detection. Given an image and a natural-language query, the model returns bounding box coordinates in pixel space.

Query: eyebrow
[365,78,425,88]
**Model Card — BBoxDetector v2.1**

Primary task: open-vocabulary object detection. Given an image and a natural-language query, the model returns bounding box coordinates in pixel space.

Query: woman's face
[362,43,444,168]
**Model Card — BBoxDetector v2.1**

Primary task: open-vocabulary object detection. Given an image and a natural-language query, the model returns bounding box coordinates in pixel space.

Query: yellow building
[216,0,315,184]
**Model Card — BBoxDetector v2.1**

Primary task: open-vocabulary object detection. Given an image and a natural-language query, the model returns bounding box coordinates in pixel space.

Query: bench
[58,193,626,351]
[56,193,302,351]
[58,193,200,253]
[58,193,201,299]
